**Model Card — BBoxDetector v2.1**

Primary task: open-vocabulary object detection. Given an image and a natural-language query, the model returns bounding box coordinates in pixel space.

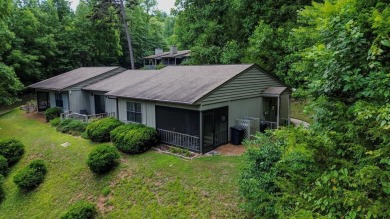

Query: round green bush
[0,156,8,175]
[13,159,47,191]
[110,124,158,154]
[0,138,25,165]
[50,117,61,127]
[44,107,62,121]
[86,117,123,142]
[87,144,120,174]
[61,200,97,219]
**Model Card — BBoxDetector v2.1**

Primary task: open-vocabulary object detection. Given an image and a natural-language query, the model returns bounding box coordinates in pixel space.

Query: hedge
[0,138,25,165]
[13,159,47,191]
[56,119,87,135]
[87,144,120,174]
[61,201,97,219]
[44,107,62,121]
[0,156,8,176]
[85,117,123,142]
[110,123,158,154]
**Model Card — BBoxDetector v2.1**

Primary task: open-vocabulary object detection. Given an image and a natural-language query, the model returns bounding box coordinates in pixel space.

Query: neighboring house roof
[143,50,191,59]
[159,50,191,59]
[83,70,160,92]
[262,87,290,96]
[28,67,122,91]
[106,64,255,104]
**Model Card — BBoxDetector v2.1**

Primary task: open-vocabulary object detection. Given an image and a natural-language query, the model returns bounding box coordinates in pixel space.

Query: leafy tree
[241,1,390,218]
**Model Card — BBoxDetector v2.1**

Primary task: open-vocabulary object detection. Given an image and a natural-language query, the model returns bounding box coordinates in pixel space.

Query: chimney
[170,45,177,54]
[155,48,163,55]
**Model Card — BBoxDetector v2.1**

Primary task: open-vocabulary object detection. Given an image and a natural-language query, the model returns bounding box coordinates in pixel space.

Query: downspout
[116,98,119,120]
[277,95,280,129]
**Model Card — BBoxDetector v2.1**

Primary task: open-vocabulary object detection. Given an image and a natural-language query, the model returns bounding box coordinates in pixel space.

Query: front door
[94,95,106,114]
[203,111,215,152]
[37,92,49,112]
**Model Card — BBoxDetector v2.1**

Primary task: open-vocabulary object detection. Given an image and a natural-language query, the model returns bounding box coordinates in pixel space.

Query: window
[55,93,63,108]
[126,102,141,123]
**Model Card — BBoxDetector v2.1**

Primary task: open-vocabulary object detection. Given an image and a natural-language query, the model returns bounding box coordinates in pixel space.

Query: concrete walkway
[291,118,310,128]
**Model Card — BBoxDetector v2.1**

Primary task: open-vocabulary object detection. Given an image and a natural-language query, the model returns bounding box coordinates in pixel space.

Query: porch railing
[264,118,289,130]
[60,111,115,123]
[157,129,200,152]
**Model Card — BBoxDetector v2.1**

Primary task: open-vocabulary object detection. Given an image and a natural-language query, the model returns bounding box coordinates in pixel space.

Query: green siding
[200,67,283,105]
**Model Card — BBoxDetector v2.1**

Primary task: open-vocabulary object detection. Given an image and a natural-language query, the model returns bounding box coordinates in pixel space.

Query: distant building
[143,46,190,69]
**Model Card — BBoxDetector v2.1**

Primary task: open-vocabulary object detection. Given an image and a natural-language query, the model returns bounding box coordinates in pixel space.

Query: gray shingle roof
[262,87,290,95]
[83,70,160,92]
[28,67,121,91]
[106,64,254,104]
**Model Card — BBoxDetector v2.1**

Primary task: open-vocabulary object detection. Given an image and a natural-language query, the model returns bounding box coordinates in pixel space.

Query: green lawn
[291,99,313,123]
[0,110,245,218]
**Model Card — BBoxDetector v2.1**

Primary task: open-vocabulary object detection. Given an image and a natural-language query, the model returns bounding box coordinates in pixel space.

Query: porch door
[263,97,277,122]
[94,95,106,114]
[37,92,49,112]
[203,111,215,152]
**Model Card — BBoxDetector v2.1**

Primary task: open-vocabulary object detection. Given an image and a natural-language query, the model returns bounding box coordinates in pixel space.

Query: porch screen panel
[155,106,200,136]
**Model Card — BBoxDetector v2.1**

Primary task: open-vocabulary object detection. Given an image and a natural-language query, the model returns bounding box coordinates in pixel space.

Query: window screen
[155,106,200,136]
[126,102,142,123]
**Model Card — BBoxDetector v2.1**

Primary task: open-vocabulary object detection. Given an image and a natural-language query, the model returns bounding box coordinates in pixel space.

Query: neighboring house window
[55,93,63,108]
[126,102,141,123]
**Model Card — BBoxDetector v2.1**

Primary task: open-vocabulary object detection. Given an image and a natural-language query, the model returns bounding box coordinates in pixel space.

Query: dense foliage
[85,117,123,142]
[0,138,25,165]
[44,107,62,121]
[56,119,88,135]
[13,159,47,191]
[110,123,158,154]
[87,144,120,174]
[241,0,390,218]
[1,0,172,105]
[61,200,97,219]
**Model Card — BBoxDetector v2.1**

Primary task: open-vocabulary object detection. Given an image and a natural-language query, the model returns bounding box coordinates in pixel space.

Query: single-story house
[29,64,290,153]
[28,67,126,113]
[85,64,291,153]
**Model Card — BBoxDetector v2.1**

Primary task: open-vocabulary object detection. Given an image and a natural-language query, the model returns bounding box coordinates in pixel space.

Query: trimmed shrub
[44,107,62,121]
[61,200,97,219]
[0,175,5,203]
[13,159,47,191]
[56,119,87,135]
[110,124,158,154]
[0,156,8,175]
[86,117,123,142]
[0,138,25,165]
[50,117,61,127]
[87,144,120,174]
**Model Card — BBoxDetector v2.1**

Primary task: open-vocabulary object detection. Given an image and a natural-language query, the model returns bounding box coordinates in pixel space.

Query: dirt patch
[24,112,46,123]
[214,143,246,156]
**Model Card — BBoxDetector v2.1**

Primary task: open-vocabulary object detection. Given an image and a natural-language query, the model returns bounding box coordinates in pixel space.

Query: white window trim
[126,102,142,123]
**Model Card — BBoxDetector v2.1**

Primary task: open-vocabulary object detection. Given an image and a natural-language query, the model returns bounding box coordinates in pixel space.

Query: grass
[0,109,245,218]
[291,99,313,124]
